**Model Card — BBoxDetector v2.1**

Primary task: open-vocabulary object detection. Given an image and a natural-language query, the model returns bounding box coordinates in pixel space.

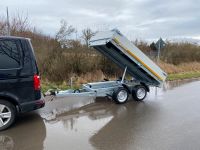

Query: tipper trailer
[49,29,167,104]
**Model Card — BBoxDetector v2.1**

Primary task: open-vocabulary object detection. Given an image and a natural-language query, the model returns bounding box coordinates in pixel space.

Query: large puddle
[1,79,200,150]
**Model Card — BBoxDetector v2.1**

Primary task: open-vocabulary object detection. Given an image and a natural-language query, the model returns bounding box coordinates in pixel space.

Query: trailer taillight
[33,74,41,90]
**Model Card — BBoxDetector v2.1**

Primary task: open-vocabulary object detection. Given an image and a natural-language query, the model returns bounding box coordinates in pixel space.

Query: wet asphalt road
[1,79,200,150]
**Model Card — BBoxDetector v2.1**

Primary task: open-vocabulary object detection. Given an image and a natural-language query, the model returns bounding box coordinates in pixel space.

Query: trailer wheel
[112,87,129,104]
[132,85,147,101]
[74,89,80,93]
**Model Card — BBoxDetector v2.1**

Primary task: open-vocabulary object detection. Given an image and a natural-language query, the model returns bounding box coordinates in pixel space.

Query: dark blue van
[0,36,45,131]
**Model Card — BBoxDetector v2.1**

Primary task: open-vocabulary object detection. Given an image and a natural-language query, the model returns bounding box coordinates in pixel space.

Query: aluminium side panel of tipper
[89,30,167,87]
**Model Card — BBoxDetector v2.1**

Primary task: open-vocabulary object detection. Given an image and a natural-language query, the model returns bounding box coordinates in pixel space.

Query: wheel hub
[0,104,12,127]
[117,90,128,102]
[136,88,146,99]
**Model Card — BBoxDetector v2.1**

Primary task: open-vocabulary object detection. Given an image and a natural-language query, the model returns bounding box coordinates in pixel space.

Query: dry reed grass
[158,62,200,74]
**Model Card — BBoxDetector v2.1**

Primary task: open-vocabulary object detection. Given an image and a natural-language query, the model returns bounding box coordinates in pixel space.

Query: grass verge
[167,72,200,81]
[41,81,80,93]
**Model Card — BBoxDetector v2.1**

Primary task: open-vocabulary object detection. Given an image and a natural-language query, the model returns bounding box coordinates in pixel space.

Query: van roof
[0,36,30,40]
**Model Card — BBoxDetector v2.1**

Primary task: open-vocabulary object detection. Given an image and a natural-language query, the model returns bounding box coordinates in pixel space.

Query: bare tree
[0,18,7,35]
[81,28,96,47]
[11,12,31,35]
[56,19,75,47]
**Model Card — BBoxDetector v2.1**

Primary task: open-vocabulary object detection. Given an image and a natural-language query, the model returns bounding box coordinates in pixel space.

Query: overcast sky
[0,0,200,40]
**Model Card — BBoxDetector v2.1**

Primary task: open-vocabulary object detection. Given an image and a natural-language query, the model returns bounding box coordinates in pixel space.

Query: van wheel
[112,87,129,104]
[0,100,16,131]
[132,85,147,101]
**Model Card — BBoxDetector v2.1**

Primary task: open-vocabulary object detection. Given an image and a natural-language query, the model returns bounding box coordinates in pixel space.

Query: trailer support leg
[121,67,127,83]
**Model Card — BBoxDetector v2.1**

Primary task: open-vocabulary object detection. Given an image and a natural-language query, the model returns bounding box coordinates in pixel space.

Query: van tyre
[132,85,147,101]
[0,100,16,131]
[112,87,129,104]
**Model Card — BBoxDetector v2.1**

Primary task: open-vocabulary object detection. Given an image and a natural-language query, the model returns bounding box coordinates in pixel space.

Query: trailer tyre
[112,87,129,104]
[74,89,80,93]
[132,85,147,101]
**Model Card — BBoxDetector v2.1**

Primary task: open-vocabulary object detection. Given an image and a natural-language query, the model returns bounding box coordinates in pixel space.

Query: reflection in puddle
[44,105,114,150]
[39,96,95,121]
[1,113,46,150]
[43,100,161,150]
[89,102,159,150]
[0,135,14,150]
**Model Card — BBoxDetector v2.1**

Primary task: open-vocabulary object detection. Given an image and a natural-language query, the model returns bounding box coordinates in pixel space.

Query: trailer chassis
[52,67,150,104]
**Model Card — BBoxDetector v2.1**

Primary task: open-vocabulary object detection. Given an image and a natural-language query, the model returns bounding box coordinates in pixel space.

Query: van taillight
[33,75,41,90]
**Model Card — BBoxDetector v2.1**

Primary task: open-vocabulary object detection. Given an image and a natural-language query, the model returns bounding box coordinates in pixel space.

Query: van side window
[0,39,21,69]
